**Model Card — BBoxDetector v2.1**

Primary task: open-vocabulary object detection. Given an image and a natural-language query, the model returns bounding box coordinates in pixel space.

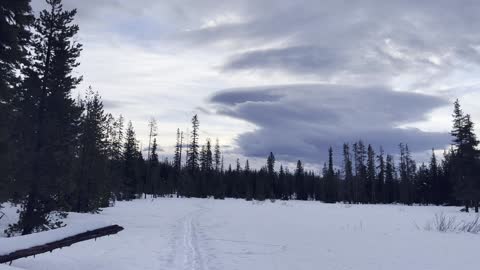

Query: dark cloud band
[210,84,450,163]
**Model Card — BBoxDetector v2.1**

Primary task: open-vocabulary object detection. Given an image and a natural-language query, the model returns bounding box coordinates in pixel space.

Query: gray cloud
[210,84,450,164]
[221,45,414,80]
[102,99,136,110]
[211,89,281,105]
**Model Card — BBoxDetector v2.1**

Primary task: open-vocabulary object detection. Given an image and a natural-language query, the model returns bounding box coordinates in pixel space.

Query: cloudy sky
[33,0,480,169]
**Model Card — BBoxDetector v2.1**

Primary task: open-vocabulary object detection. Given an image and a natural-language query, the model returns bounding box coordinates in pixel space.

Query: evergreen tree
[399,143,415,205]
[12,0,83,235]
[278,165,287,200]
[244,160,253,201]
[214,138,221,171]
[385,154,396,203]
[295,160,306,200]
[149,138,160,196]
[187,115,200,174]
[366,145,376,203]
[72,88,109,213]
[145,118,157,198]
[450,100,480,212]
[173,128,183,170]
[324,147,337,203]
[376,147,385,203]
[428,149,440,205]
[200,145,206,171]
[343,143,354,203]
[254,168,266,201]
[111,115,124,160]
[266,152,276,199]
[204,139,213,172]
[122,121,140,200]
[353,141,367,203]
[415,163,429,204]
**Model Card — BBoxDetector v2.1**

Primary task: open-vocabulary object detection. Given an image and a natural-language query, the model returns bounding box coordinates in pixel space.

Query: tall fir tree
[295,160,306,200]
[145,118,157,198]
[450,100,480,212]
[366,145,376,203]
[376,147,385,203]
[428,149,440,205]
[174,128,182,171]
[384,154,396,203]
[72,87,109,213]
[343,143,354,203]
[12,0,83,235]
[266,152,276,199]
[353,141,367,203]
[122,121,140,200]
[325,147,337,203]
[187,115,200,174]
[214,138,221,172]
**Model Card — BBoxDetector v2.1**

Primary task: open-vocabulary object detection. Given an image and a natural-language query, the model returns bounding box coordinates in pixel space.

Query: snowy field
[1,198,479,270]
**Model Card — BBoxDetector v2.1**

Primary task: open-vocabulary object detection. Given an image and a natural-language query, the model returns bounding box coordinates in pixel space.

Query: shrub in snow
[457,215,480,233]
[5,211,67,237]
[422,212,480,234]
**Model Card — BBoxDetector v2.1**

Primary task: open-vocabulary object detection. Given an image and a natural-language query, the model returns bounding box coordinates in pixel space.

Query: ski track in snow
[167,202,210,270]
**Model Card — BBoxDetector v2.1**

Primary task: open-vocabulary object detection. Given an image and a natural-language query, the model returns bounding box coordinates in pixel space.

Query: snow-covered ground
[1,198,479,270]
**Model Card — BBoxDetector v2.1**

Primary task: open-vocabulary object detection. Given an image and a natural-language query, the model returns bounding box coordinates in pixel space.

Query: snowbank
[0,220,110,256]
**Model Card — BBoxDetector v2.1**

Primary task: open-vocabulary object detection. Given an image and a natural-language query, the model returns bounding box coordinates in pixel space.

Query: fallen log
[0,225,123,264]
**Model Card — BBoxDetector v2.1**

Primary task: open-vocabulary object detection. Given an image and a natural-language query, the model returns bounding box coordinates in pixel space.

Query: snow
[1,198,479,270]
[0,265,25,270]
[0,219,110,256]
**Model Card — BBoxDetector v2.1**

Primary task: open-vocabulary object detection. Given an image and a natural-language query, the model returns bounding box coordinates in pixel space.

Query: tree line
[1,0,479,236]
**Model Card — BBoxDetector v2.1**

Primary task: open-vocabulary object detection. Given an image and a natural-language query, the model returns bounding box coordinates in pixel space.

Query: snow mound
[0,221,110,256]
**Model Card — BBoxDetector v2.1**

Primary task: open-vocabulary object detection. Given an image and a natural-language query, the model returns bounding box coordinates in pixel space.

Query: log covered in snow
[0,225,123,264]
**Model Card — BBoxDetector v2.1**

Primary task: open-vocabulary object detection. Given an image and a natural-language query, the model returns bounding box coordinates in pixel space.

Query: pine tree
[205,139,213,172]
[353,141,367,203]
[254,168,266,201]
[214,138,221,171]
[385,154,396,203]
[415,163,429,204]
[187,115,199,174]
[72,87,110,212]
[12,0,83,235]
[149,138,160,195]
[450,100,480,212]
[428,149,440,205]
[200,145,206,171]
[145,118,157,198]
[366,145,376,203]
[325,147,337,203]
[399,143,415,205]
[122,121,140,200]
[174,128,182,170]
[278,165,287,200]
[342,143,354,203]
[295,160,306,200]
[266,152,276,199]
[112,115,124,160]
[244,160,253,201]
[376,147,385,203]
